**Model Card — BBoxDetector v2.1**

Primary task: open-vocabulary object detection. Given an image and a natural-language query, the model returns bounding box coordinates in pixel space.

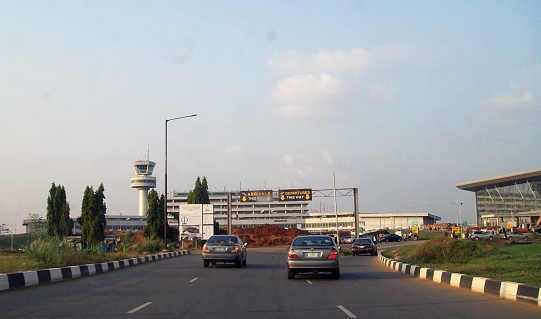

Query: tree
[46,183,72,238]
[187,176,210,204]
[144,190,178,243]
[78,183,107,246]
[144,189,162,240]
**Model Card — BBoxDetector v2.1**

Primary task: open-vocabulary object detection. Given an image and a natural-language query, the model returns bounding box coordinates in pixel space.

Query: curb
[0,250,190,291]
[378,253,541,306]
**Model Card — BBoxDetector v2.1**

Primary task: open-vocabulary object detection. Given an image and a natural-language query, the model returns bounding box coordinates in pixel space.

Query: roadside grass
[384,237,541,287]
[0,232,161,274]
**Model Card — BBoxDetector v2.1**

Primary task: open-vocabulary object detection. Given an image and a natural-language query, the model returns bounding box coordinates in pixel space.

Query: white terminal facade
[167,191,440,235]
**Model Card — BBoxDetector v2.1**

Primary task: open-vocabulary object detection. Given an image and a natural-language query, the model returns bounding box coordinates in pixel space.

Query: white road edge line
[127,302,153,314]
[337,305,357,318]
[189,277,198,283]
[305,280,313,284]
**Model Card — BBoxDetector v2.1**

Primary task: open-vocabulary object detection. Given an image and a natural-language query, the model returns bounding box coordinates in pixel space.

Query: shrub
[137,238,162,254]
[24,236,74,268]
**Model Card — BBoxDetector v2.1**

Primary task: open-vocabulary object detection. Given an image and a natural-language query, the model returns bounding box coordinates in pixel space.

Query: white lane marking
[127,302,152,314]
[189,277,198,283]
[337,305,357,318]
[305,279,313,284]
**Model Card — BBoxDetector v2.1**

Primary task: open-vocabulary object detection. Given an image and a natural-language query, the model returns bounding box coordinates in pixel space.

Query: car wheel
[474,237,479,241]
[203,260,210,268]
[242,255,247,266]
[524,236,529,240]
[287,269,295,279]
[236,259,242,268]
[489,236,493,240]
[508,236,513,241]
[398,238,401,242]
[332,269,340,280]
[352,252,356,256]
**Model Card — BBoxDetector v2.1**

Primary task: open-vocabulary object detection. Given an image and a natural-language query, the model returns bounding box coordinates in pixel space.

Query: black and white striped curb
[378,253,541,306]
[0,250,190,291]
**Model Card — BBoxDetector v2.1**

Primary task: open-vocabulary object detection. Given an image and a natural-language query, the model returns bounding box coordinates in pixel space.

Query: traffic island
[378,252,541,306]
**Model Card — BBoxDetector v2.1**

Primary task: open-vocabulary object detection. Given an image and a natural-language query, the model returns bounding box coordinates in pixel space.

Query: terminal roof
[456,168,541,192]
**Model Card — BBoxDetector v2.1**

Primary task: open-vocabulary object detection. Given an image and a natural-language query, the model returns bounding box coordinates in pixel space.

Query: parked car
[469,231,494,241]
[202,235,247,268]
[506,231,529,241]
[378,234,402,242]
[343,236,354,244]
[351,238,377,256]
[287,235,340,279]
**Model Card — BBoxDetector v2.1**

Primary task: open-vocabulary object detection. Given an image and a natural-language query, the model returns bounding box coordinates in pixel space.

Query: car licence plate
[214,247,227,252]
[305,252,321,258]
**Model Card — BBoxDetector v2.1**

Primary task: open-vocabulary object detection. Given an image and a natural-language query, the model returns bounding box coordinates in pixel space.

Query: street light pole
[333,171,339,245]
[459,202,463,237]
[451,203,459,237]
[164,114,197,251]
[10,224,14,252]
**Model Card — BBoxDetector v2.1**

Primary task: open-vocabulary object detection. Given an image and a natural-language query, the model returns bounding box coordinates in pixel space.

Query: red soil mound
[231,224,309,247]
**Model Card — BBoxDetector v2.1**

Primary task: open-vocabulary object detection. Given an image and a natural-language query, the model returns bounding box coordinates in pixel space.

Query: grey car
[506,231,529,241]
[287,235,340,279]
[202,235,247,268]
[352,238,377,256]
[469,231,494,240]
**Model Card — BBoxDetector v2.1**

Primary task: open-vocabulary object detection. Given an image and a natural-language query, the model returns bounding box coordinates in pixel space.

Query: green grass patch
[0,235,142,274]
[384,237,541,287]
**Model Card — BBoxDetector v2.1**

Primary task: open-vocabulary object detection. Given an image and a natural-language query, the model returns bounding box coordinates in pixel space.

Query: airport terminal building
[168,191,440,235]
[22,191,441,235]
[456,168,541,229]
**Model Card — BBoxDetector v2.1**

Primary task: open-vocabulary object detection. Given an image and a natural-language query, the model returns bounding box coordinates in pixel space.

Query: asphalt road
[0,244,539,318]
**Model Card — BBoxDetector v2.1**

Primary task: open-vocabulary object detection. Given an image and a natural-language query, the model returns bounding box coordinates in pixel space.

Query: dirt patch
[230,224,309,247]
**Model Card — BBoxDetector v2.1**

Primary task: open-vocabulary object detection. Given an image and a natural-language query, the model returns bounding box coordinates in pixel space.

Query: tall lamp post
[451,202,460,237]
[459,202,463,237]
[164,114,197,250]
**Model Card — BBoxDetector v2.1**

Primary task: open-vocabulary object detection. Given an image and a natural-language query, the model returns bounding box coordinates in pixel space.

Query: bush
[24,236,75,268]
[137,239,162,254]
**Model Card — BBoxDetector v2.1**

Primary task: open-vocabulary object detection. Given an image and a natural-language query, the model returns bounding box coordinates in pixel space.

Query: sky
[1,1,540,232]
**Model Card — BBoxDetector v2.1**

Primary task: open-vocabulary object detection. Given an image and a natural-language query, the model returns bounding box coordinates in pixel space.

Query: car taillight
[352,244,359,249]
[328,248,339,259]
[203,244,209,252]
[288,248,298,259]
[231,246,239,252]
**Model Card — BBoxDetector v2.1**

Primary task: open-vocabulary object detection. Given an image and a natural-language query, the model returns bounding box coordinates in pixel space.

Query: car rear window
[293,237,334,246]
[208,236,238,244]
[354,239,371,244]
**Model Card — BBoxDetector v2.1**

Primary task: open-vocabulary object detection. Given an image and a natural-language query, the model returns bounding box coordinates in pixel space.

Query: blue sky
[1,1,540,231]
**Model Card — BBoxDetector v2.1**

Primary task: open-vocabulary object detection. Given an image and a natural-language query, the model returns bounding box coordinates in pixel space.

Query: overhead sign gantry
[240,190,273,202]
[278,189,312,201]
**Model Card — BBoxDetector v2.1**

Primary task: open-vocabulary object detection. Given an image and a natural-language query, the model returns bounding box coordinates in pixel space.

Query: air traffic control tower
[130,160,156,216]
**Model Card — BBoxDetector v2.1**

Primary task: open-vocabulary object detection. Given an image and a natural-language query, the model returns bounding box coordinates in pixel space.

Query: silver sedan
[287,235,340,279]
[202,235,247,268]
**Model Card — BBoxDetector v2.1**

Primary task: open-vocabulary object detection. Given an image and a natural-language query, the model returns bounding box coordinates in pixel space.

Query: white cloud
[283,153,293,164]
[267,48,386,120]
[225,144,243,157]
[267,48,371,76]
[271,73,343,101]
[270,72,345,119]
[322,150,334,165]
[479,91,536,109]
